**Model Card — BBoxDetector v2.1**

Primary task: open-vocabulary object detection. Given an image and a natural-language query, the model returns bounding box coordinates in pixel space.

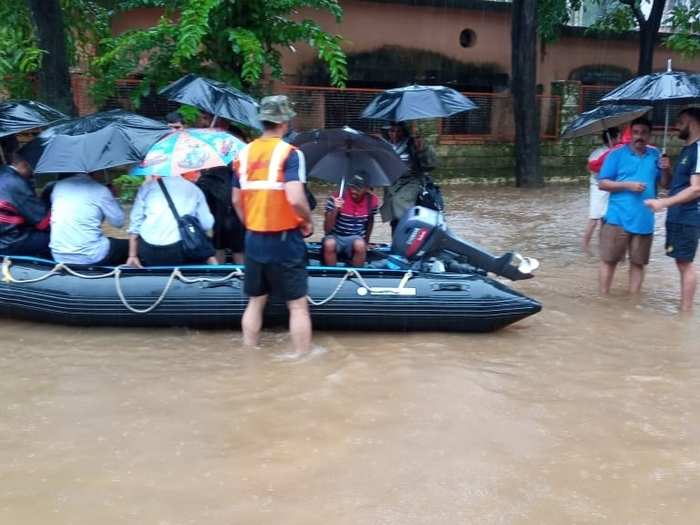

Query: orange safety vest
[234,137,305,232]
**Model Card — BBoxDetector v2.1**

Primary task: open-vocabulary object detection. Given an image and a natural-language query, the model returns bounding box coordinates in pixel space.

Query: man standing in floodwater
[231,95,314,354]
[645,107,700,312]
[597,117,671,295]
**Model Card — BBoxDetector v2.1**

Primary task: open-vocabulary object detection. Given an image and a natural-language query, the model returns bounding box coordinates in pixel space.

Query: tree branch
[619,0,646,28]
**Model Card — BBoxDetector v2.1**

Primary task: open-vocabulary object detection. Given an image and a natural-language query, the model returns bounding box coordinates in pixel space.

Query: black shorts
[666,222,700,262]
[243,257,308,301]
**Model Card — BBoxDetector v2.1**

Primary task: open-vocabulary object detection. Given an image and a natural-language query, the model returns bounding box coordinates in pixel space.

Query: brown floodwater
[1,184,698,524]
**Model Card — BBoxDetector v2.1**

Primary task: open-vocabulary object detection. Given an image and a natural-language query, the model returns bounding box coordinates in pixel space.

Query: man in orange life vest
[232,96,314,353]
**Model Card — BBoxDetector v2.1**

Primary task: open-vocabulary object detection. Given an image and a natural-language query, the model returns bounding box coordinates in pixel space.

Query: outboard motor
[391,206,539,281]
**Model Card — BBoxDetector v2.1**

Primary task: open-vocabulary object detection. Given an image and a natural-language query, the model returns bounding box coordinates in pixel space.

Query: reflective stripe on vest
[236,138,303,232]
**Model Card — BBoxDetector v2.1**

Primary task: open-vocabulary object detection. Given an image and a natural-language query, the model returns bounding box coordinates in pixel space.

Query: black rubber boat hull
[0,257,541,332]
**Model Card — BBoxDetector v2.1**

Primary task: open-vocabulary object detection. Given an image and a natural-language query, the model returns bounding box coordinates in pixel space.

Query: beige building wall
[111,2,700,94]
[280,0,700,92]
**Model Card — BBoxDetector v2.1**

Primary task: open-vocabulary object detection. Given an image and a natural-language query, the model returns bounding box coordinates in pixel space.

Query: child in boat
[322,172,379,267]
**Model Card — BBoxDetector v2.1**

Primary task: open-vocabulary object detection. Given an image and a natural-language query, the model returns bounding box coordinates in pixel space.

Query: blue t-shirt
[599,144,660,235]
[232,147,306,262]
[666,141,700,226]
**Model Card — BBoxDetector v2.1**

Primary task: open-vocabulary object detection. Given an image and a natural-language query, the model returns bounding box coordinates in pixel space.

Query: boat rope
[307,269,413,306]
[112,267,245,315]
[2,257,244,314]
[2,257,413,312]
[2,257,124,283]
[113,267,179,314]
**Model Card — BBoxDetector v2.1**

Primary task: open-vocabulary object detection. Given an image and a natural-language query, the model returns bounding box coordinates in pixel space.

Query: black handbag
[157,178,215,262]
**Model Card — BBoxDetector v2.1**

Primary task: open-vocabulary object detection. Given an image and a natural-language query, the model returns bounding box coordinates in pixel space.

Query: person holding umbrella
[323,172,379,267]
[645,107,700,312]
[381,121,437,233]
[231,95,313,354]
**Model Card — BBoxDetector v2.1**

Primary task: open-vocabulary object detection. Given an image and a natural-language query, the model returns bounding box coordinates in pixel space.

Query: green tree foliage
[537,0,582,43]
[91,0,348,105]
[0,2,43,98]
[664,3,700,59]
[586,0,700,72]
[0,0,111,99]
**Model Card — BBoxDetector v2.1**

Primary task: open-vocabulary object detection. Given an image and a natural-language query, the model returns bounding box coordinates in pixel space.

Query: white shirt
[128,176,214,246]
[50,174,125,264]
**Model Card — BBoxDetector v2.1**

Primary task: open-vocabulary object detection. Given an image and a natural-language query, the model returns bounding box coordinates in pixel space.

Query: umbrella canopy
[19,109,171,174]
[130,128,244,178]
[360,84,477,122]
[599,61,700,150]
[159,74,261,131]
[561,105,653,139]
[308,149,400,187]
[599,70,700,106]
[0,100,67,138]
[291,126,407,187]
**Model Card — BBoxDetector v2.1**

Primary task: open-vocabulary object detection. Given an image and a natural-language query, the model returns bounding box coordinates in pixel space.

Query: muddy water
[1,184,699,525]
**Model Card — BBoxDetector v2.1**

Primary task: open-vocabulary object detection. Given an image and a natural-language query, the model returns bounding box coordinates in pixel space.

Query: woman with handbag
[126,174,215,267]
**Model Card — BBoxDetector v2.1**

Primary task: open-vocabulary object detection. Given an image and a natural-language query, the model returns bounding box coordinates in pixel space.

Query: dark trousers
[138,239,210,266]
[94,238,129,266]
[0,231,51,259]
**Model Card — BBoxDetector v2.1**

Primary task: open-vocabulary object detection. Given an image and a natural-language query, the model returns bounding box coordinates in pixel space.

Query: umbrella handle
[663,103,670,154]
[210,98,225,128]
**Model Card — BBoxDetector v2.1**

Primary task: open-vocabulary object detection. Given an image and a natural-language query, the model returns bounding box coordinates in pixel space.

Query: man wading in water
[645,107,700,312]
[232,96,314,353]
[597,117,671,295]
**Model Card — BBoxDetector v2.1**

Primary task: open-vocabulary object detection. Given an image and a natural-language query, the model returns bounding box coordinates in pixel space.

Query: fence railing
[91,79,563,141]
[279,85,561,141]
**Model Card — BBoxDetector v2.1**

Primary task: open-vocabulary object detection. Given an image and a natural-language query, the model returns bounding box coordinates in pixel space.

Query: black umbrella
[159,74,261,131]
[291,127,407,193]
[20,109,171,174]
[0,100,67,138]
[561,105,652,139]
[361,84,477,122]
[599,60,700,150]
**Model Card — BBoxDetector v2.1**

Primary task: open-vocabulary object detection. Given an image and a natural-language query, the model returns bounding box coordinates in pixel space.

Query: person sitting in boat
[126,174,215,267]
[322,172,379,267]
[0,153,51,258]
[165,111,185,131]
[48,172,128,266]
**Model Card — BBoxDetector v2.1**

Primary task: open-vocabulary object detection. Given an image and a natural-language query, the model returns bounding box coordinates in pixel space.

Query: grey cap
[258,95,296,124]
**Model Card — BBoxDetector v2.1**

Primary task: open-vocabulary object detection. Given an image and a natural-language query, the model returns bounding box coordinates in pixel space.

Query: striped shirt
[325,190,379,238]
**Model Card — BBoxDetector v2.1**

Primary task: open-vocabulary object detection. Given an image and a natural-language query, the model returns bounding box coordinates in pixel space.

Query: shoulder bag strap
[157,178,183,227]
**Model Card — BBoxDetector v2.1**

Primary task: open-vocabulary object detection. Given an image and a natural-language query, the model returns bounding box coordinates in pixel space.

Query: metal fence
[279,85,561,141]
[82,79,562,141]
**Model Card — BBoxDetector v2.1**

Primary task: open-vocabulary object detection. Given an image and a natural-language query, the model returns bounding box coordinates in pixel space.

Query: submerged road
[1,184,698,524]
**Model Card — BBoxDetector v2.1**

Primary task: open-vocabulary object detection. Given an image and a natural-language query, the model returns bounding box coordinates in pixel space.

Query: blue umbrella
[159,74,261,131]
[361,84,477,122]
[561,105,652,139]
[599,60,700,150]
